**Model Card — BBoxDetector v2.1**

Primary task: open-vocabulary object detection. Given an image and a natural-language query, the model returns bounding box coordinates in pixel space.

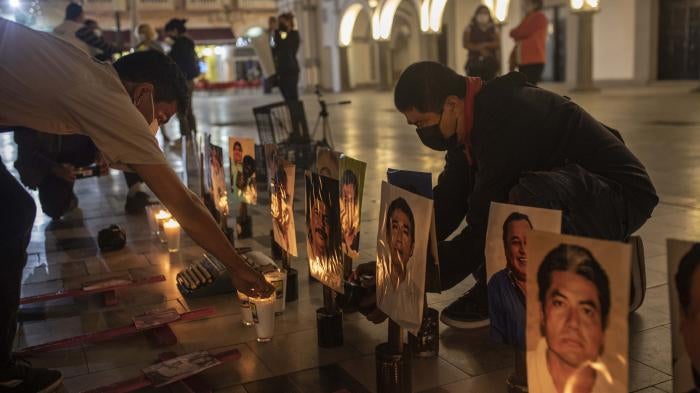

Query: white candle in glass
[163,218,181,252]
[146,204,162,235]
[155,210,172,243]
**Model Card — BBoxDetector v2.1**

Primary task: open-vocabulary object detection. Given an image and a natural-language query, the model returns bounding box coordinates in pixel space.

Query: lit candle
[163,218,181,252]
[218,195,229,215]
[146,204,162,235]
[155,210,172,243]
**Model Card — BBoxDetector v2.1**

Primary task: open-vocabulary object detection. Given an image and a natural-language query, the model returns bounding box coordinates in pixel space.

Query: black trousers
[278,71,299,102]
[438,164,642,290]
[0,163,35,366]
[518,63,545,85]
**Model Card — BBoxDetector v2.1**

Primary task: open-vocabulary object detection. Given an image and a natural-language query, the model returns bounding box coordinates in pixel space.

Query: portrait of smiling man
[526,236,631,393]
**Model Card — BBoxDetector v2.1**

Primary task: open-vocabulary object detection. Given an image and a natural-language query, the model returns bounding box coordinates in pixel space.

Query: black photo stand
[236,202,253,239]
[408,306,439,358]
[376,320,412,393]
[316,285,343,348]
[280,250,298,303]
[507,350,528,393]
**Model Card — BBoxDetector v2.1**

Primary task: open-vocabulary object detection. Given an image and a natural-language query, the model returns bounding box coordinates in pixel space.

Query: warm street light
[483,0,510,24]
[570,0,600,12]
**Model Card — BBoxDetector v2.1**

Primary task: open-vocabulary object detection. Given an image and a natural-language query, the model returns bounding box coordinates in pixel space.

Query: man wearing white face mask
[0,18,274,392]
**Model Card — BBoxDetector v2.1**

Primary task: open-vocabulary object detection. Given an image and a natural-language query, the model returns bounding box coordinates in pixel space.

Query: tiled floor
[3,83,699,392]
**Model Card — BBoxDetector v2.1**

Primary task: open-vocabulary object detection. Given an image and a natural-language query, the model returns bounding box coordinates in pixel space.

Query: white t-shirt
[0,18,166,169]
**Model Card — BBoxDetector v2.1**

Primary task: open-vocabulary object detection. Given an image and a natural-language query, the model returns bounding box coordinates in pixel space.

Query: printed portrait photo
[305,171,344,293]
[316,148,340,179]
[485,202,562,350]
[270,161,297,256]
[526,231,631,393]
[667,239,700,393]
[386,169,441,293]
[209,143,228,215]
[228,137,257,205]
[376,181,432,334]
[339,155,366,261]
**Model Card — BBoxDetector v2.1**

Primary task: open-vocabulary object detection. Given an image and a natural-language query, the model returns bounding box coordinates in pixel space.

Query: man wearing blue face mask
[393,62,658,330]
[0,18,273,392]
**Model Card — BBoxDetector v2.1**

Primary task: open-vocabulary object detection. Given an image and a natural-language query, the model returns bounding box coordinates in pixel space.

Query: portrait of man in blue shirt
[488,212,532,350]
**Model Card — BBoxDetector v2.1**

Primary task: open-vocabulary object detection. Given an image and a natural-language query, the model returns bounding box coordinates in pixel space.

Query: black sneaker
[440,282,490,329]
[125,191,151,215]
[629,235,646,313]
[0,358,63,393]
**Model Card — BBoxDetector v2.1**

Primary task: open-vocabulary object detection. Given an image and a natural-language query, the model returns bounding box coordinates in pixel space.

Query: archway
[339,3,377,89]
[388,0,422,83]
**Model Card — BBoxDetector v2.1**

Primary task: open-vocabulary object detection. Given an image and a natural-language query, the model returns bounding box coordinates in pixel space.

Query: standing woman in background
[135,23,164,53]
[462,5,501,81]
[273,12,301,102]
[509,0,548,85]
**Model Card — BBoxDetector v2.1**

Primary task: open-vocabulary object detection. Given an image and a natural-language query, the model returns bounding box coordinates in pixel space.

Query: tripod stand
[310,86,350,150]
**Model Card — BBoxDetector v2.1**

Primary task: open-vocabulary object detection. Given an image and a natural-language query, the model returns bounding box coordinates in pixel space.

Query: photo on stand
[270,161,297,256]
[485,202,562,351]
[526,231,630,393]
[142,351,221,387]
[305,171,344,293]
[209,143,228,215]
[376,181,432,334]
[667,239,700,393]
[316,147,341,179]
[339,155,366,261]
[264,143,279,193]
[202,134,213,197]
[387,169,441,293]
[228,137,257,205]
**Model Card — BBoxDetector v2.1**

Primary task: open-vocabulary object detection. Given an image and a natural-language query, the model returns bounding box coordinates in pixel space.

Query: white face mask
[135,91,159,135]
[477,14,490,24]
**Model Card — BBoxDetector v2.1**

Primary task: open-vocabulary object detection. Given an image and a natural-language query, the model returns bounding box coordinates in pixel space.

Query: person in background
[463,5,500,81]
[13,129,104,220]
[272,12,301,102]
[135,23,164,53]
[54,4,121,61]
[165,18,199,139]
[509,0,548,84]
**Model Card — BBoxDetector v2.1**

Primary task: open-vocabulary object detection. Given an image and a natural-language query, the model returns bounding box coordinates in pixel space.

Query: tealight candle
[163,218,181,252]
[155,210,172,244]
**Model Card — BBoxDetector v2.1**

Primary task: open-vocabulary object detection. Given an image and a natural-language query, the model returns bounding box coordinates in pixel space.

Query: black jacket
[169,35,200,80]
[272,29,300,75]
[434,71,657,246]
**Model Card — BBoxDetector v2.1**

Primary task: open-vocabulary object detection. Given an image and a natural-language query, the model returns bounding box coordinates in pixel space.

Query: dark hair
[233,141,242,151]
[341,169,359,199]
[274,166,288,194]
[394,62,467,113]
[502,212,532,244]
[165,18,187,34]
[65,3,83,21]
[242,155,256,180]
[537,244,611,329]
[386,197,415,244]
[84,19,98,28]
[530,0,544,11]
[113,51,189,114]
[470,5,494,28]
[305,173,342,258]
[676,244,700,315]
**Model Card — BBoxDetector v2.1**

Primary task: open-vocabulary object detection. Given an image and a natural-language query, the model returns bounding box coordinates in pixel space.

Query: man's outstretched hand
[231,261,275,298]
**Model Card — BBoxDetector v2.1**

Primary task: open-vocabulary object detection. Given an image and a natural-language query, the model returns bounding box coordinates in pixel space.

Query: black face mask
[416,113,459,151]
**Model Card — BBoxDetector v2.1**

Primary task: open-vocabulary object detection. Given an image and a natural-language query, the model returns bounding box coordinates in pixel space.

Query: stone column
[572,11,599,92]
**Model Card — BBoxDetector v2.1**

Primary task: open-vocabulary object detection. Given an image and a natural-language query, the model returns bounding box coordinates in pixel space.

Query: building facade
[277,0,695,93]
